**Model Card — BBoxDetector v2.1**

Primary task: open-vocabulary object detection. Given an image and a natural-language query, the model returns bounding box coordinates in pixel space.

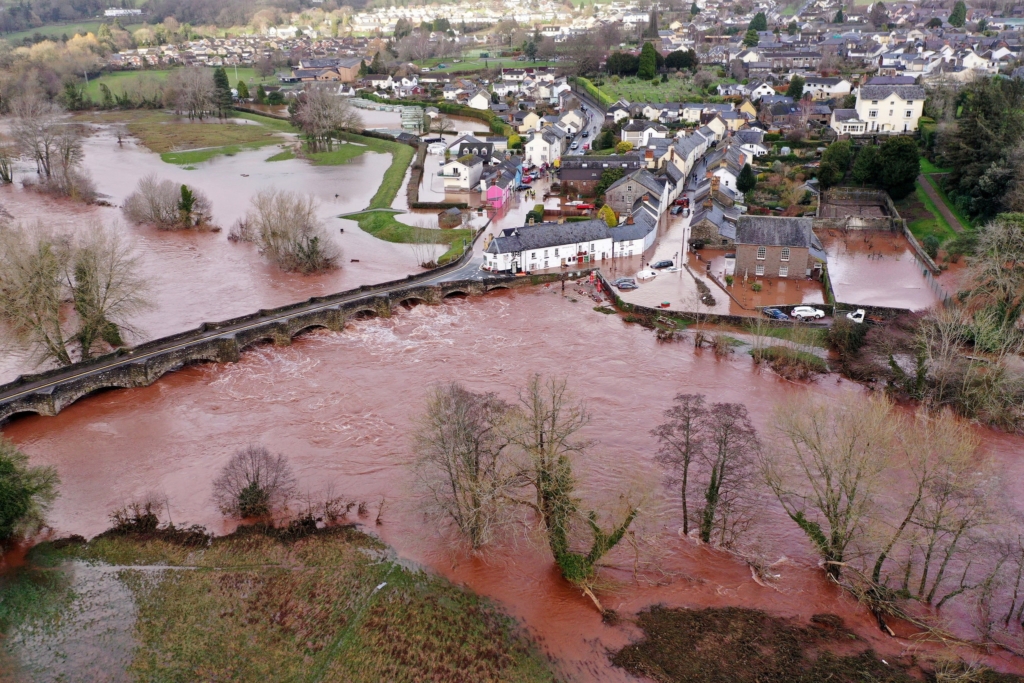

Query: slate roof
[735,216,815,247]
[607,169,665,197]
[486,220,612,254]
[858,84,926,100]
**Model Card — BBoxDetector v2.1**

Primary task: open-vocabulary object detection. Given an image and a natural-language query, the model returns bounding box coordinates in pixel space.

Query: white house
[523,130,564,166]
[804,77,852,101]
[855,84,925,133]
[621,120,668,147]
[467,90,492,110]
[483,220,614,272]
[830,109,868,136]
[746,80,776,100]
[439,155,485,191]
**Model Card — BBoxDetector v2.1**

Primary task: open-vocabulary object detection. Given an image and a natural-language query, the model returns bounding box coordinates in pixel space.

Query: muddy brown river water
[5,286,1024,680]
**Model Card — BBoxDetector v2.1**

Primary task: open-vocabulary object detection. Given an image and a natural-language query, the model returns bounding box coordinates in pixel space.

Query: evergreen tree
[369,50,386,74]
[646,7,659,38]
[236,80,249,100]
[748,11,767,31]
[834,6,844,22]
[852,145,880,185]
[691,1,699,15]
[787,74,805,100]
[743,29,759,47]
[736,163,757,193]
[637,41,658,80]
[878,136,920,200]
[255,84,268,104]
[787,20,799,34]
[869,1,889,27]
[817,161,842,189]
[213,66,232,119]
[948,0,966,26]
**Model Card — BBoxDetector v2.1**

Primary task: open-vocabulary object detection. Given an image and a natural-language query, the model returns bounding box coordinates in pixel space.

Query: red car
[522,176,532,184]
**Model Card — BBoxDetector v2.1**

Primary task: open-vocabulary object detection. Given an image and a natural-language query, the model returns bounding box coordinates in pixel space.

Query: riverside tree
[0,223,148,365]
[213,444,296,518]
[169,66,216,120]
[0,437,59,543]
[292,85,360,152]
[123,174,212,229]
[212,66,233,118]
[413,383,522,550]
[232,189,341,273]
[11,94,95,201]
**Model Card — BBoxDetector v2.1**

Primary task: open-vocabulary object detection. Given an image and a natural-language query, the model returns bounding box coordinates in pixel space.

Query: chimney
[645,149,654,160]
[626,215,634,224]
[703,198,713,209]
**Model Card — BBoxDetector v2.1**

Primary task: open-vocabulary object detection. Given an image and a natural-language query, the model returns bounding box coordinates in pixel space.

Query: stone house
[733,216,826,279]
[603,170,666,217]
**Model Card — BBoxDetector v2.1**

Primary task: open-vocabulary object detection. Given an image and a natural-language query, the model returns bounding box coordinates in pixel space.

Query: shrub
[123,174,212,229]
[922,234,940,259]
[751,282,762,292]
[212,444,297,518]
[232,189,340,273]
[0,437,59,542]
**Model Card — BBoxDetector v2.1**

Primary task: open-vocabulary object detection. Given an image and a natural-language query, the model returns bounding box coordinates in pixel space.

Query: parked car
[791,306,826,320]
[583,144,589,150]
[515,184,531,191]
[582,131,589,138]
[651,260,674,269]
[570,142,579,150]
[670,206,683,215]
[762,308,790,321]
[846,309,866,323]
[438,63,448,68]
[636,269,658,280]
[522,176,532,184]
[616,280,638,290]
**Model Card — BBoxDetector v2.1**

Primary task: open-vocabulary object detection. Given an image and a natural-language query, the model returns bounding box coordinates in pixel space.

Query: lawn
[345,210,472,264]
[595,75,728,104]
[924,174,972,228]
[896,182,958,245]
[919,156,951,175]
[81,109,288,164]
[2,20,144,44]
[416,52,558,73]
[4,528,555,682]
[265,148,296,162]
[82,67,269,102]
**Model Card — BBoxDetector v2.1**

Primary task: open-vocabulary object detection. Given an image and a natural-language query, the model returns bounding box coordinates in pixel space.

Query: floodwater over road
[5,287,1024,680]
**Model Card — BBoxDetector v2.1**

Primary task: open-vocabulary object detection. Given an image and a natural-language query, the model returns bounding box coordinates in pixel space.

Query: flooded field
[4,287,1023,680]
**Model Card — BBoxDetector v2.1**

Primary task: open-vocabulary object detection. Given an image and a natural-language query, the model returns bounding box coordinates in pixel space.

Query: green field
[416,52,558,73]
[83,67,270,101]
[1,528,555,682]
[345,210,472,264]
[919,157,951,175]
[2,20,144,44]
[594,75,730,104]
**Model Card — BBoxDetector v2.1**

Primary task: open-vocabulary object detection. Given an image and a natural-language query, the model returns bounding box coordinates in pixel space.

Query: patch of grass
[4,20,144,44]
[308,143,373,166]
[612,606,916,683]
[81,110,285,161]
[230,109,298,133]
[760,326,828,348]
[16,528,555,683]
[346,210,472,264]
[896,183,957,245]
[752,345,829,377]
[594,305,617,314]
[81,67,267,102]
[161,140,278,165]
[265,148,296,162]
[918,156,951,175]
[597,75,732,105]
[308,133,415,211]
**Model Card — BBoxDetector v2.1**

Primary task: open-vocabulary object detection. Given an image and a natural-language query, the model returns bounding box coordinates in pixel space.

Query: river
[4,285,1023,680]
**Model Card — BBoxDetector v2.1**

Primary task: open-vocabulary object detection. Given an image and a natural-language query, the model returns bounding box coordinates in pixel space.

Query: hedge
[572,77,615,107]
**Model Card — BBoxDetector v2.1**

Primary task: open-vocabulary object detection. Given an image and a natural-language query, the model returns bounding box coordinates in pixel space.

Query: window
[869,110,877,118]
[531,252,537,259]
[755,264,765,276]
[544,249,548,257]
[554,248,559,256]
[905,110,912,118]
[778,265,789,277]
[589,243,595,252]
[780,247,790,262]
[871,100,878,105]
[756,246,766,260]
[906,100,914,105]
[889,110,893,116]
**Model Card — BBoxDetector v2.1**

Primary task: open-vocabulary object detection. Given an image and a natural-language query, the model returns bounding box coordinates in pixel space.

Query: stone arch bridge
[0,272,571,425]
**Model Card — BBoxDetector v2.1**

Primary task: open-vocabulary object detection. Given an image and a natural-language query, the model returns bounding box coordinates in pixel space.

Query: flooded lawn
[822,230,944,311]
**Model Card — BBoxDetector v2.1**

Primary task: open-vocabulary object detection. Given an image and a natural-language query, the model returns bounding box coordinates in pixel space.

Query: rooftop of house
[858,84,927,100]
[735,216,815,247]
[487,219,612,254]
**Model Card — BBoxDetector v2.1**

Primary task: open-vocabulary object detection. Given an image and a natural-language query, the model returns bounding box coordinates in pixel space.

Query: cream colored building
[855,84,926,133]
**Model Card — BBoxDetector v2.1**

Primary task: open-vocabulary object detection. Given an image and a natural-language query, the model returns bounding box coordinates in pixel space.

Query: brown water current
[5,286,1024,680]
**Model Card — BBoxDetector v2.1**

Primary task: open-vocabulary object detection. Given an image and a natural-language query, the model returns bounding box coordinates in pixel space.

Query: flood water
[5,286,1024,680]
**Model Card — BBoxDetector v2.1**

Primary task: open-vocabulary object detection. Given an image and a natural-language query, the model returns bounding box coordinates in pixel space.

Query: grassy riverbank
[345,210,472,264]
[2,527,556,682]
[305,133,415,210]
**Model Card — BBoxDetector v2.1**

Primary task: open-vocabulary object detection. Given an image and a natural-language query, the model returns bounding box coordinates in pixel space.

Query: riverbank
[2,525,557,681]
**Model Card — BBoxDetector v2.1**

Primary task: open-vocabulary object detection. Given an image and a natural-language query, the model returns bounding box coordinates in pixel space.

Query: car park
[791,306,825,320]
[651,260,674,269]
[762,308,790,321]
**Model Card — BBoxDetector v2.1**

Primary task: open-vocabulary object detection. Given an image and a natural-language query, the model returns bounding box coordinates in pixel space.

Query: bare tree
[694,402,760,547]
[763,393,897,580]
[0,222,148,366]
[652,393,706,537]
[10,93,63,179]
[169,66,216,121]
[233,189,340,273]
[293,85,360,152]
[510,375,639,612]
[212,444,297,518]
[413,382,521,549]
[122,174,212,230]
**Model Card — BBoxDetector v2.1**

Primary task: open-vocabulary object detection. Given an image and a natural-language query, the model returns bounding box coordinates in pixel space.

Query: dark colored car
[670,206,683,215]
[651,260,674,269]
[762,308,790,321]
[617,281,639,290]
[582,131,589,138]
